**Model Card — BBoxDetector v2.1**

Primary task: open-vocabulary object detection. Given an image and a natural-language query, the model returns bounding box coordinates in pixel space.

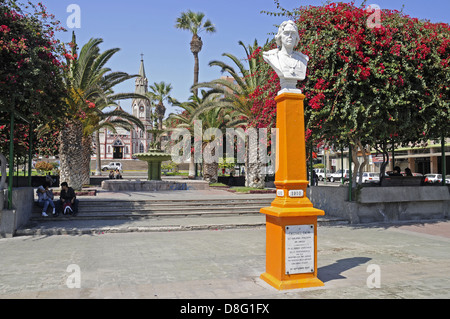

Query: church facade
[92,58,154,161]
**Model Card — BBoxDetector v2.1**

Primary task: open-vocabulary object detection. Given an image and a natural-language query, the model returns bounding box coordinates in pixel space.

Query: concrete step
[17,216,350,237]
[30,208,264,221]
[77,198,274,205]
[35,198,274,206]
[27,195,350,236]
[33,198,274,215]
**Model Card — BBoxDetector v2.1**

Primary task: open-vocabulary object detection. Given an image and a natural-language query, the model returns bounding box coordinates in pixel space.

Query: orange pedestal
[260,93,325,290]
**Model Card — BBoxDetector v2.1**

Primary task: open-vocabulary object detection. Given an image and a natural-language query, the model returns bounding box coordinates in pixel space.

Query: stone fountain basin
[134,150,173,181]
[101,179,209,192]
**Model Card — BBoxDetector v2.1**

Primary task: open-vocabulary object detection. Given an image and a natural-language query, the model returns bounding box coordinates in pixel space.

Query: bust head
[264,20,308,95]
[275,20,300,50]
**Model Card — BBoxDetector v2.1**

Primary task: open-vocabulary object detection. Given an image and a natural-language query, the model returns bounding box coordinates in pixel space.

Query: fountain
[134,148,172,181]
[100,112,209,192]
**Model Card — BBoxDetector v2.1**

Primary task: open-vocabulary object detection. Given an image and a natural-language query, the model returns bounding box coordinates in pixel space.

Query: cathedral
[93,58,154,161]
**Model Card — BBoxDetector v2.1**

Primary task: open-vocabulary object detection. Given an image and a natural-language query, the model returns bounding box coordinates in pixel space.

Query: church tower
[131,56,152,154]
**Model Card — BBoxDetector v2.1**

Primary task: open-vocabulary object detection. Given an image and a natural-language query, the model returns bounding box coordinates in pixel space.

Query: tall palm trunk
[95,130,102,176]
[245,131,265,188]
[155,102,166,149]
[202,143,218,183]
[59,120,84,190]
[191,34,203,96]
[189,150,196,179]
[81,135,92,185]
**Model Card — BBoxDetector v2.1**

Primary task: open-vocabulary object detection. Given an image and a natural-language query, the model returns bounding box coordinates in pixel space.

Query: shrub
[35,161,54,173]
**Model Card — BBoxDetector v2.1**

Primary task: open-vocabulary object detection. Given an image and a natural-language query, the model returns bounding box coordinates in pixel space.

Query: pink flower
[0,25,10,33]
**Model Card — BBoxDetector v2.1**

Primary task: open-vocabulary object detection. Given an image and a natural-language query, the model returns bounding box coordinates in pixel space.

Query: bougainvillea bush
[0,0,68,120]
[250,1,449,176]
[0,0,70,158]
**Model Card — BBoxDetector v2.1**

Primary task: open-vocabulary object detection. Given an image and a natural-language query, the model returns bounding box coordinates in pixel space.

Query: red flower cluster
[250,1,450,145]
[249,70,279,128]
[0,25,10,33]
[64,52,76,61]
[86,100,96,109]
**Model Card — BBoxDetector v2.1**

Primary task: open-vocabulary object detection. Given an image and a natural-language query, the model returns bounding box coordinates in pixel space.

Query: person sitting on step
[37,181,56,217]
[58,182,79,216]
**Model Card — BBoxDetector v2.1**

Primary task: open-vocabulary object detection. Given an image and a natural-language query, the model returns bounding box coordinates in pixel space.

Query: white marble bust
[263,20,309,95]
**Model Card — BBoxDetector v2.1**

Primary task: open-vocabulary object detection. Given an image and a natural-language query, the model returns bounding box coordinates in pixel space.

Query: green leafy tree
[0,0,67,162]
[254,2,450,183]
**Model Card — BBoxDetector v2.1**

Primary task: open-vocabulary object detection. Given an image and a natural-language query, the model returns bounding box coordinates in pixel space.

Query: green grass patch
[230,187,263,193]
[209,183,228,187]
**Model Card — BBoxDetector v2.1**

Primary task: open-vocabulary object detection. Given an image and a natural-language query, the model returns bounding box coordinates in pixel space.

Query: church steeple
[139,53,146,78]
[135,54,148,96]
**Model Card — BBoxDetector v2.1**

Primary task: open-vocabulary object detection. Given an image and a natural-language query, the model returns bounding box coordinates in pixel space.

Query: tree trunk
[356,140,369,184]
[202,143,218,183]
[81,135,92,186]
[350,138,369,185]
[190,34,203,97]
[59,120,84,191]
[155,102,166,150]
[245,132,265,189]
[188,151,195,179]
[95,130,102,176]
[203,162,218,184]
[378,142,389,182]
[192,51,200,96]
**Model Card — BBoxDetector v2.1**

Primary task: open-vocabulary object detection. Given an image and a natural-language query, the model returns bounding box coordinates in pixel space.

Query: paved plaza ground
[0,218,449,299]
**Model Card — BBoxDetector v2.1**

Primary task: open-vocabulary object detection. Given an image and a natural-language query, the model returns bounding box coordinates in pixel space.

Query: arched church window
[113,140,123,147]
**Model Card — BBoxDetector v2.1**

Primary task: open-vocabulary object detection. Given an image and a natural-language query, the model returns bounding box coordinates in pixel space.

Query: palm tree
[60,33,146,188]
[147,82,173,148]
[168,90,221,178]
[197,106,231,183]
[167,96,199,178]
[193,40,270,188]
[175,10,216,96]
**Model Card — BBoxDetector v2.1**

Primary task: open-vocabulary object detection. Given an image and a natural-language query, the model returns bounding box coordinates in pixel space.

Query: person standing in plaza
[312,170,319,186]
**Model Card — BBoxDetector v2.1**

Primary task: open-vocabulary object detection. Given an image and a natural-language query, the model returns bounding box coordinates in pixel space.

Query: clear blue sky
[30,0,450,116]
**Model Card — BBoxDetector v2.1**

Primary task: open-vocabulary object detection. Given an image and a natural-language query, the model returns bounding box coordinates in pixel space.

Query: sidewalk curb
[15,218,349,237]
[15,223,267,236]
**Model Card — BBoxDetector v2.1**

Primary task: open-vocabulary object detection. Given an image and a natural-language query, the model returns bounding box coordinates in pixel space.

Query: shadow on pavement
[318,257,371,283]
